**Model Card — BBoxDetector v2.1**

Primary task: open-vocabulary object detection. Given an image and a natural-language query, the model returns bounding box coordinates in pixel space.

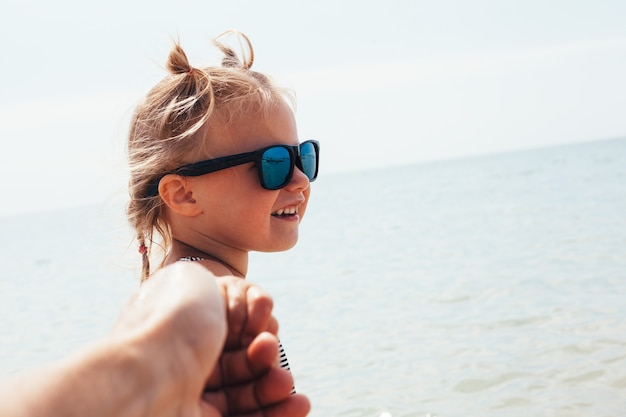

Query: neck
[166,239,248,278]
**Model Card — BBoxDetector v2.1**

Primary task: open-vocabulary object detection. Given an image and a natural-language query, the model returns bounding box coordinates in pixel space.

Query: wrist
[62,337,156,417]
[0,337,154,417]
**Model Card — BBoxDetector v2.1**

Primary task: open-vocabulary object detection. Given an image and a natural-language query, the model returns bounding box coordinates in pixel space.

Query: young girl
[126,30,318,410]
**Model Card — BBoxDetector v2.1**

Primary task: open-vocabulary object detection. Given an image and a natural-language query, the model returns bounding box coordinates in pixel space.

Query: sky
[1,0,625,217]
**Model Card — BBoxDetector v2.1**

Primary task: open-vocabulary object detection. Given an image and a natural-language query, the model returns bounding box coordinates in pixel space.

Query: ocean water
[1,137,625,416]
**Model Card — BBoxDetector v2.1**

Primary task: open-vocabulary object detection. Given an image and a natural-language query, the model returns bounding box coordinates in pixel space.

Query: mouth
[271,205,299,218]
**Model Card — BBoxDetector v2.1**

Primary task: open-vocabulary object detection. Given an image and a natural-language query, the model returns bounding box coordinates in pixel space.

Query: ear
[158,175,201,217]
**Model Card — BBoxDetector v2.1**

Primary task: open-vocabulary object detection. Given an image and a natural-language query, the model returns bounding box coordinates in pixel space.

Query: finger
[241,285,274,346]
[247,332,281,375]
[234,394,311,417]
[220,277,248,349]
[204,332,279,389]
[203,394,310,417]
[265,315,279,336]
[252,365,296,406]
[263,393,311,417]
[203,366,295,415]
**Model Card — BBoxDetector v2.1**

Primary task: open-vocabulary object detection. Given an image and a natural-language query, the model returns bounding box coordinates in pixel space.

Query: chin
[262,237,299,253]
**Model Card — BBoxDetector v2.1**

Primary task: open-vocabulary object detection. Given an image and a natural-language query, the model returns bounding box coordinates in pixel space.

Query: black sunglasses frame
[145,140,319,196]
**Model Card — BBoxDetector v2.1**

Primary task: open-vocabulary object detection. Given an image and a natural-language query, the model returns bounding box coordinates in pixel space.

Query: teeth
[274,206,298,216]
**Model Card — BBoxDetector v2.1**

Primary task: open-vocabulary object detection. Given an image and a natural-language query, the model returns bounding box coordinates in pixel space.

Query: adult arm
[0,262,310,417]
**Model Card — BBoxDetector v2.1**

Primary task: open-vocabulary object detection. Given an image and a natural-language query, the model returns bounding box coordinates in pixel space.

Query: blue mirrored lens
[261,147,291,189]
[300,142,317,180]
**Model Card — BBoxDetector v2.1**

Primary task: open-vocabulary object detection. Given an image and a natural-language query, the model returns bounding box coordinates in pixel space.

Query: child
[125,30,318,412]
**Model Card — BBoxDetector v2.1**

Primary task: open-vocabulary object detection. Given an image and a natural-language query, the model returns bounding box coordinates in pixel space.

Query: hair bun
[166,42,194,75]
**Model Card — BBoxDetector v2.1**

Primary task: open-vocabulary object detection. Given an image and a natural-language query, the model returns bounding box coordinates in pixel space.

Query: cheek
[245,190,280,219]
[299,188,312,221]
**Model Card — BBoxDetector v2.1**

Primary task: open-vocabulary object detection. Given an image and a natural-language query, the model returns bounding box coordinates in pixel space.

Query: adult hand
[200,275,309,416]
[119,261,310,417]
[0,260,310,417]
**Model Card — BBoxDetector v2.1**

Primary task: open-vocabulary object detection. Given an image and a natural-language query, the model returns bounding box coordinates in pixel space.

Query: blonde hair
[127,31,293,281]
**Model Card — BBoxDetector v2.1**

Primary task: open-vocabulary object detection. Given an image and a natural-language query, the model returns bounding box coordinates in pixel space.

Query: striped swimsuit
[179,256,294,391]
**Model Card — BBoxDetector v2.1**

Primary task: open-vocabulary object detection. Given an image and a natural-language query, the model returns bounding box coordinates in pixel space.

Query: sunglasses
[146,140,319,196]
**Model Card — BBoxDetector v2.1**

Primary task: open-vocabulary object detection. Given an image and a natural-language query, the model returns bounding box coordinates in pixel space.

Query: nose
[285,165,310,191]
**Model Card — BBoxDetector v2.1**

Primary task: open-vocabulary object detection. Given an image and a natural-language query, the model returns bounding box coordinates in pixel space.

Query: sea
[1,137,625,417]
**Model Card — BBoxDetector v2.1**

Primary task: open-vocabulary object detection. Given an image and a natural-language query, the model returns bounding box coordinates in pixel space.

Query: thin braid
[138,235,151,282]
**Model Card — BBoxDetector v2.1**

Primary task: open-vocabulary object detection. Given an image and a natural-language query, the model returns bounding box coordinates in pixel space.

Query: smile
[272,206,299,217]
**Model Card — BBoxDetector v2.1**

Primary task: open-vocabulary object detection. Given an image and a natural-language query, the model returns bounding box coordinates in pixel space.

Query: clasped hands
[115,261,311,417]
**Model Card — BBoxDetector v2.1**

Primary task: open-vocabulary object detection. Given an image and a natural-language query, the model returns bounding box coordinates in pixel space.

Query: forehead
[205,100,299,156]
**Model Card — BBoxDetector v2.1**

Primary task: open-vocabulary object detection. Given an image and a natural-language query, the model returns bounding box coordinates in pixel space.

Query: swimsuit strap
[179,256,206,262]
